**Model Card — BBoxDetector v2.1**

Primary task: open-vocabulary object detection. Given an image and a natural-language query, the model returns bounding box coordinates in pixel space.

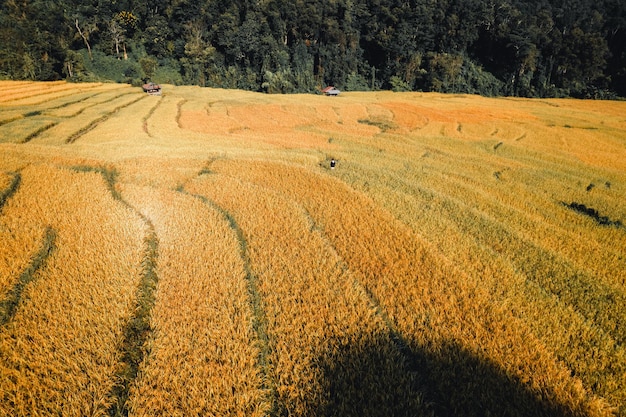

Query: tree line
[1,0,624,98]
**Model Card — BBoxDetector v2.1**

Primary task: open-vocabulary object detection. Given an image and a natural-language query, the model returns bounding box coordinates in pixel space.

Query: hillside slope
[0,82,625,416]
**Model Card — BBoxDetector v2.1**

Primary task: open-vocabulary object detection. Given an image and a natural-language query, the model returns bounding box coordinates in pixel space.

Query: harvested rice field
[0,81,625,417]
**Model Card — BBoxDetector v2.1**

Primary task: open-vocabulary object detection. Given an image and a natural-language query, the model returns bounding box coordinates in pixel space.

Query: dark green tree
[0,0,623,97]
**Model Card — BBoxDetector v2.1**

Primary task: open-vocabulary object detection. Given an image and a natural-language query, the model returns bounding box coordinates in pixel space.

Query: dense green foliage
[1,0,624,97]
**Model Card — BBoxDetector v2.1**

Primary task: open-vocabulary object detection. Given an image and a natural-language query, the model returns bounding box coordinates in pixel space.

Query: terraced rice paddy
[0,81,625,416]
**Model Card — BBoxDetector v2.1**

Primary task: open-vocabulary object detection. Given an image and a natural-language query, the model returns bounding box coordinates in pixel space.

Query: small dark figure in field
[330,159,336,169]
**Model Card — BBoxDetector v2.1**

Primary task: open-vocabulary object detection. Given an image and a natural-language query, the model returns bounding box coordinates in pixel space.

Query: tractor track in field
[297,202,427,389]
[0,115,24,127]
[0,227,57,327]
[21,121,59,143]
[0,83,103,106]
[193,163,424,413]
[0,82,67,102]
[0,171,21,213]
[183,190,279,415]
[142,97,163,137]
[11,91,142,144]
[110,193,159,417]
[176,166,278,415]
[67,164,159,417]
[0,172,57,326]
[44,91,106,111]
[0,91,106,128]
[107,218,158,417]
[0,170,58,327]
[65,94,147,144]
[175,99,188,129]
[52,91,139,118]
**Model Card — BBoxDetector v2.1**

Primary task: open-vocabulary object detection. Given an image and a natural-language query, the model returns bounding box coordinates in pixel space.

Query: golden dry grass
[121,184,268,417]
[0,81,104,106]
[0,81,624,416]
[0,164,146,416]
[0,83,136,145]
[207,159,615,416]
[186,172,425,416]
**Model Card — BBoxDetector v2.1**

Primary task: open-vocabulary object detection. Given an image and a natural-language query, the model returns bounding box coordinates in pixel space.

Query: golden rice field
[0,80,625,417]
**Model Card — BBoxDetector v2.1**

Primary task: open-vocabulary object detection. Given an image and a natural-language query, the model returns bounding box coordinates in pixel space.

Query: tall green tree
[0,0,623,97]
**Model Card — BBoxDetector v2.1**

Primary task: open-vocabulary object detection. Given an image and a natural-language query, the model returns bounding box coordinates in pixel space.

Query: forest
[1,0,625,98]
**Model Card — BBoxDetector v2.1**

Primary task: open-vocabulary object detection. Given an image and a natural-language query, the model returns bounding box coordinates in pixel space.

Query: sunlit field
[0,81,625,417]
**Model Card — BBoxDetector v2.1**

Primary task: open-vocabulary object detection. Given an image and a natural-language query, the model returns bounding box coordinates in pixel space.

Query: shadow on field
[311,335,577,417]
